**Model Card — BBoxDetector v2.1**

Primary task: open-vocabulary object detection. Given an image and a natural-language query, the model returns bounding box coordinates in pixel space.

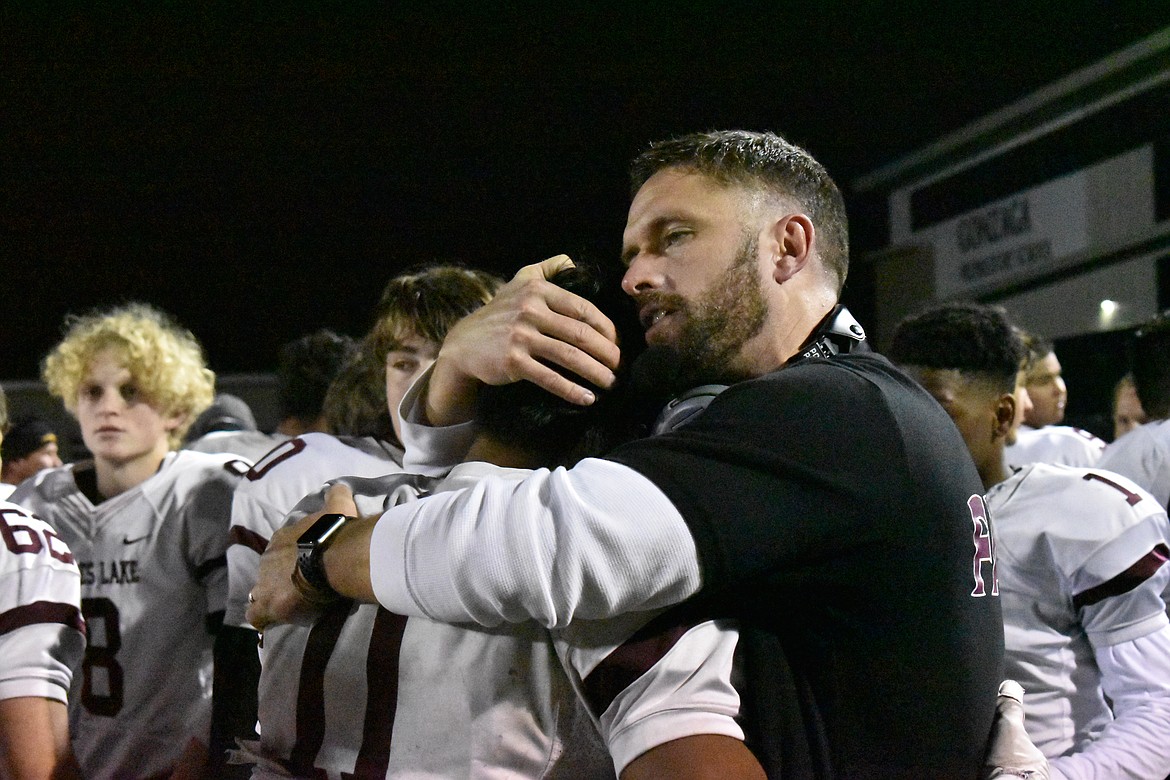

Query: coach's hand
[424,255,621,426]
[247,484,363,631]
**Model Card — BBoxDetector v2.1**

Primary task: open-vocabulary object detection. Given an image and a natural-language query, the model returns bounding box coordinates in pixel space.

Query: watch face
[297,513,350,551]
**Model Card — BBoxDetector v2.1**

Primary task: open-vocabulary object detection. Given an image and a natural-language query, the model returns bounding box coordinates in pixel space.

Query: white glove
[981,680,1049,780]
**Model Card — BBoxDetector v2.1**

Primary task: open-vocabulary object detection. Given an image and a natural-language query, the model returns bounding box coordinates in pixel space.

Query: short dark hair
[321,345,393,439]
[1017,330,1054,375]
[1132,310,1170,418]
[277,330,358,424]
[887,302,1025,394]
[629,130,849,293]
[474,261,644,466]
[0,385,8,435]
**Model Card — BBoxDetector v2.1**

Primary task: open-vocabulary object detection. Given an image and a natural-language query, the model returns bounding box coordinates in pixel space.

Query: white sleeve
[601,620,744,773]
[398,365,479,476]
[1048,625,1170,780]
[369,457,701,628]
[224,488,285,628]
[1099,431,1170,510]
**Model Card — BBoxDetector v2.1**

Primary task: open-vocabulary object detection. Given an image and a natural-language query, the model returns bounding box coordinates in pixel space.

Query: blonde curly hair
[42,303,216,449]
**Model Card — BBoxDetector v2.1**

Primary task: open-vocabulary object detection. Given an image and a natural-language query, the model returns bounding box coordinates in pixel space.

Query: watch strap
[295,546,342,606]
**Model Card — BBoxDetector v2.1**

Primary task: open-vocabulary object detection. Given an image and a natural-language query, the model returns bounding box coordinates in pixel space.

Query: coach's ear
[768,214,814,284]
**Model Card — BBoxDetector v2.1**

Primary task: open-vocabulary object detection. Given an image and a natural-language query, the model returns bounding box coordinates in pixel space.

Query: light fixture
[1099,299,1118,317]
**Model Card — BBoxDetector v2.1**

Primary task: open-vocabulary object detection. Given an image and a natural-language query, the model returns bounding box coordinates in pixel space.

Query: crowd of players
[0,129,1167,779]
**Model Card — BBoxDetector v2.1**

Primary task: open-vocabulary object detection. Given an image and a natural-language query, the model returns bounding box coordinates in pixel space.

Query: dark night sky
[3,4,1167,380]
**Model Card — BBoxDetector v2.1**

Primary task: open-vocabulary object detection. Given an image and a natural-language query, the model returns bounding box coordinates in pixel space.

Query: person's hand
[425,255,622,426]
[981,680,1049,779]
[246,484,360,632]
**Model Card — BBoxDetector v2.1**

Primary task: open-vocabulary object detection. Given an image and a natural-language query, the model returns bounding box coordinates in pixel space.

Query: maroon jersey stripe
[348,608,409,779]
[229,524,269,555]
[0,600,85,637]
[288,600,352,775]
[1073,543,1170,609]
[580,604,706,717]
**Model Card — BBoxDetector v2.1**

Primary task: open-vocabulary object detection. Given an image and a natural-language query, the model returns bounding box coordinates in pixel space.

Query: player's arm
[421,255,620,426]
[1050,620,1170,779]
[1049,531,1170,780]
[622,735,765,780]
[0,696,81,780]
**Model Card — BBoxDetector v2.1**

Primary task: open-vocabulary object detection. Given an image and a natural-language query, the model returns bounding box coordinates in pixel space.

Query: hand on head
[424,255,622,426]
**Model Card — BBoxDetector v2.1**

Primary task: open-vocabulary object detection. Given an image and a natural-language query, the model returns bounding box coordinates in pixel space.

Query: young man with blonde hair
[13,302,249,779]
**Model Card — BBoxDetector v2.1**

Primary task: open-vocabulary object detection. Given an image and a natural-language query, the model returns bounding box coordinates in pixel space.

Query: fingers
[512,254,577,282]
[323,483,357,516]
[428,255,625,415]
[245,523,317,632]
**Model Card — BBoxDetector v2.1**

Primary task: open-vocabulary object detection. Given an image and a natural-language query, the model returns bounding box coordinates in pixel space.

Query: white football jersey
[987,462,1170,757]
[11,450,248,780]
[186,429,287,462]
[556,612,744,773]
[0,500,85,705]
[225,433,403,628]
[1005,425,1106,469]
[1100,419,1170,510]
[247,463,612,779]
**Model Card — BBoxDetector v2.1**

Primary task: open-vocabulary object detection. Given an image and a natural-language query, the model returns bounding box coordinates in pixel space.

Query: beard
[634,232,769,396]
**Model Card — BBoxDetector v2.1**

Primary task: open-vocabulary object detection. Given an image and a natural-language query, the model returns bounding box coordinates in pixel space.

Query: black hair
[1017,330,1054,374]
[277,330,358,424]
[887,302,1024,394]
[473,259,645,466]
[321,345,394,440]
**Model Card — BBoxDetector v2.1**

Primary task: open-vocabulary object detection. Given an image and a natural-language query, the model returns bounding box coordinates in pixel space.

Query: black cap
[2,418,59,461]
[184,394,258,443]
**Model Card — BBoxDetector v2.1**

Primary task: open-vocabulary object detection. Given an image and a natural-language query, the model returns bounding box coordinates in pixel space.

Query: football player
[0,499,86,780]
[1100,312,1170,509]
[889,302,1170,778]
[212,265,502,774]
[1004,332,1106,467]
[12,303,249,779]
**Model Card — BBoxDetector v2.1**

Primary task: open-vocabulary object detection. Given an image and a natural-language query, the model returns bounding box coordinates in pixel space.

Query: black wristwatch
[295,513,352,602]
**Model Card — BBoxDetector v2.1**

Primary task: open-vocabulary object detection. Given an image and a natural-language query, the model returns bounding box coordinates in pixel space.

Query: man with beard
[250,131,1012,778]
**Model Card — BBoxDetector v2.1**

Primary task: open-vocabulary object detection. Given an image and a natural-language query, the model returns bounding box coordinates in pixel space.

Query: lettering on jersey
[77,560,141,586]
[247,437,307,481]
[80,597,123,715]
[1083,472,1143,506]
[968,494,998,597]
[0,507,75,564]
